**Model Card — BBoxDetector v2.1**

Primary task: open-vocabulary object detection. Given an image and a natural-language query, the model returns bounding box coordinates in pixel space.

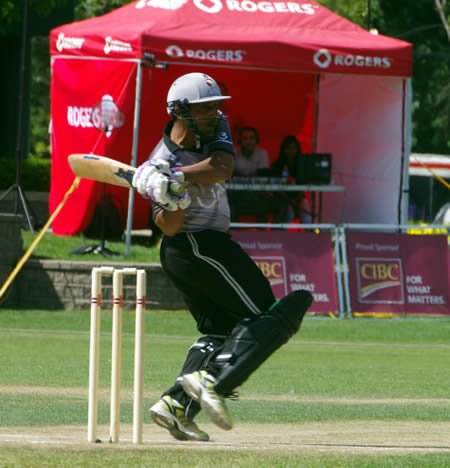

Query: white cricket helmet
[167,73,231,117]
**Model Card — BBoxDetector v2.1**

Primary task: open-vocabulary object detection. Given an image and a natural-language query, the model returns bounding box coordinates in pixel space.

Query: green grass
[2,308,449,342]
[21,231,161,263]
[1,311,449,399]
[0,309,449,466]
[1,393,447,427]
[1,447,449,468]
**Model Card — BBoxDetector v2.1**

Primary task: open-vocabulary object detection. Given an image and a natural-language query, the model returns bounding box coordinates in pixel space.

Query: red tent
[49,0,413,236]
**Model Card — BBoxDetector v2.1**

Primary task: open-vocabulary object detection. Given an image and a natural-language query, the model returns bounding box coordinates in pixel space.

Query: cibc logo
[356,258,404,304]
[165,44,245,62]
[253,256,288,296]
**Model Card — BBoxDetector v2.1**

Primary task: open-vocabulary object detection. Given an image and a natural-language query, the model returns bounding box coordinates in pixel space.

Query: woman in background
[271,135,312,223]
[272,135,301,180]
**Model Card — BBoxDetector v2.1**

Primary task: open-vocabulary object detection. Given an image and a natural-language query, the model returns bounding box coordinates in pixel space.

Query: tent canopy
[50,0,412,76]
[49,1,413,236]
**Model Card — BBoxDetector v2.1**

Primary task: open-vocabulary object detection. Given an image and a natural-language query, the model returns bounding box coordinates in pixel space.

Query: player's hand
[150,159,185,184]
[133,161,158,196]
[133,160,185,197]
[146,172,177,210]
[145,172,191,211]
[176,191,191,210]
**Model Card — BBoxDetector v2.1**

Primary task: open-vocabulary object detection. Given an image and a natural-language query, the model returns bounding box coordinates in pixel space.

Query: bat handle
[169,182,185,196]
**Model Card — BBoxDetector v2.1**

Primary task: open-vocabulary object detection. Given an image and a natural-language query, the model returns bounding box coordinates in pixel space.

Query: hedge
[0,157,51,192]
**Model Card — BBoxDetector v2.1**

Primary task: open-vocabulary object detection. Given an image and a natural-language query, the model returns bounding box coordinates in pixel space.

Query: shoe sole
[182,374,233,431]
[149,406,209,442]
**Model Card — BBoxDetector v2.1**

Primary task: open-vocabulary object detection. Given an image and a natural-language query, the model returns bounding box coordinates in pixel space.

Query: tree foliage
[319,0,382,29]
[434,0,450,42]
[0,0,70,34]
[74,0,134,20]
[30,36,52,159]
[377,0,449,153]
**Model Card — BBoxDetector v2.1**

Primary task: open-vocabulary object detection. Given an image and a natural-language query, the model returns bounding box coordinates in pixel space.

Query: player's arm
[154,209,185,237]
[179,150,234,184]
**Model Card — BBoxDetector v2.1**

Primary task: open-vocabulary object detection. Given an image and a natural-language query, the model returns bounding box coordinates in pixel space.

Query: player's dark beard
[198,112,229,142]
[190,116,220,143]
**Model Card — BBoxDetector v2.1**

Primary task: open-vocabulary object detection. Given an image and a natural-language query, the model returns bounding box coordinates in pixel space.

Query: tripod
[71,182,119,257]
[0,0,35,232]
[0,178,35,232]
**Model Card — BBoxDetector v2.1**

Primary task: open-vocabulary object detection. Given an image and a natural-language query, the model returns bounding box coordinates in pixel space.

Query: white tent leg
[400,78,412,224]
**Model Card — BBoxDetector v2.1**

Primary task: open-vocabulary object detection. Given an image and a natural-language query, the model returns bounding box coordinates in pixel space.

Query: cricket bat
[68,154,185,194]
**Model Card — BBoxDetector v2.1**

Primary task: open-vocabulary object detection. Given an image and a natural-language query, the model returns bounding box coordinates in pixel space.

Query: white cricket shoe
[149,396,209,442]
[181,370,233,430]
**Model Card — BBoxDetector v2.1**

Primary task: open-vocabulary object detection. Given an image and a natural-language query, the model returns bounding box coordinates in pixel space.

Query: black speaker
[296,153,332,185]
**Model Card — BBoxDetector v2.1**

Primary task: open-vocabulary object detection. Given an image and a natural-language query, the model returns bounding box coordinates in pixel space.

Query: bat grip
[169,181,185,196]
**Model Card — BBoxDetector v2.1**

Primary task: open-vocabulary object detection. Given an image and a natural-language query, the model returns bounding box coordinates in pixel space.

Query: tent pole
[312,74,320,152]
[125,61,144,257]
[399,78,412,224]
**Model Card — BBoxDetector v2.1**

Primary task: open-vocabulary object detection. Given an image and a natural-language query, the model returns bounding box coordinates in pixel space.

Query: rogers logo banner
[56,33,85,52]
[136,0,318,14]
[313,48,392,69]
[136,0,188,8]
[67,95,116,138]
[194,0,223,13]
[104,37,133,55]
[67,106,94,128]
[166,44,245,62]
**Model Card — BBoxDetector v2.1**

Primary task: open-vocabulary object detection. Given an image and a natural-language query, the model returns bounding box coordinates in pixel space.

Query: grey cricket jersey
[149,115,235,233]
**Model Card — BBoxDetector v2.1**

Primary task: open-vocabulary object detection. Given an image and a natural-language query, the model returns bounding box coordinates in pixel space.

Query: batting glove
[150,159,185,184]
[133,159,185,199]
[147,172,191,211]
[133,161,158,197]
[176,191,191,210]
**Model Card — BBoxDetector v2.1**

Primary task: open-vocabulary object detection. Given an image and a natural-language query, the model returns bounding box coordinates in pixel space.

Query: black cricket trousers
[160,229,275,335]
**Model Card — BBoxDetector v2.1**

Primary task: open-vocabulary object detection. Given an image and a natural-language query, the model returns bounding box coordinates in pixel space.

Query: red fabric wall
[50,60,315,235]
[139,65,315,162]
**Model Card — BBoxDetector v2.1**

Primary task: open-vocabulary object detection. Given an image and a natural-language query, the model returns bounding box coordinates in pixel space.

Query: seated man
[229,127,270,221]
[234,127,269,176]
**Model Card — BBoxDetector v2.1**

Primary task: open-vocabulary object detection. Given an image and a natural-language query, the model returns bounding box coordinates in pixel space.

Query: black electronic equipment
[255,168,276,177]
[296,153,332,185]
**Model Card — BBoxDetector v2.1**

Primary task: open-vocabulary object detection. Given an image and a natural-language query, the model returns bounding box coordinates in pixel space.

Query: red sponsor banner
[346,232,449,315]
[231,230,339,315]
[49,58,151,235]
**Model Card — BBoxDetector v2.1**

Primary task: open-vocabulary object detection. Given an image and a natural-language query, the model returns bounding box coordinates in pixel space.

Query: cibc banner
[346,232,449,315]
[230,230,339,315]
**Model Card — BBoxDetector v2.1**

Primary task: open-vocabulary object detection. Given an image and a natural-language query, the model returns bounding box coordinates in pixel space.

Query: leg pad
[213,290,313,395]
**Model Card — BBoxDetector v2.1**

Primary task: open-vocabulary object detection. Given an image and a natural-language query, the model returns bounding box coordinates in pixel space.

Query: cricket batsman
[132,72,313,441]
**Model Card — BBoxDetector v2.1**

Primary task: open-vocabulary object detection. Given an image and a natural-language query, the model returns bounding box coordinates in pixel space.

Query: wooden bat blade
[68,154,135,188]
[68,153,185,195]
